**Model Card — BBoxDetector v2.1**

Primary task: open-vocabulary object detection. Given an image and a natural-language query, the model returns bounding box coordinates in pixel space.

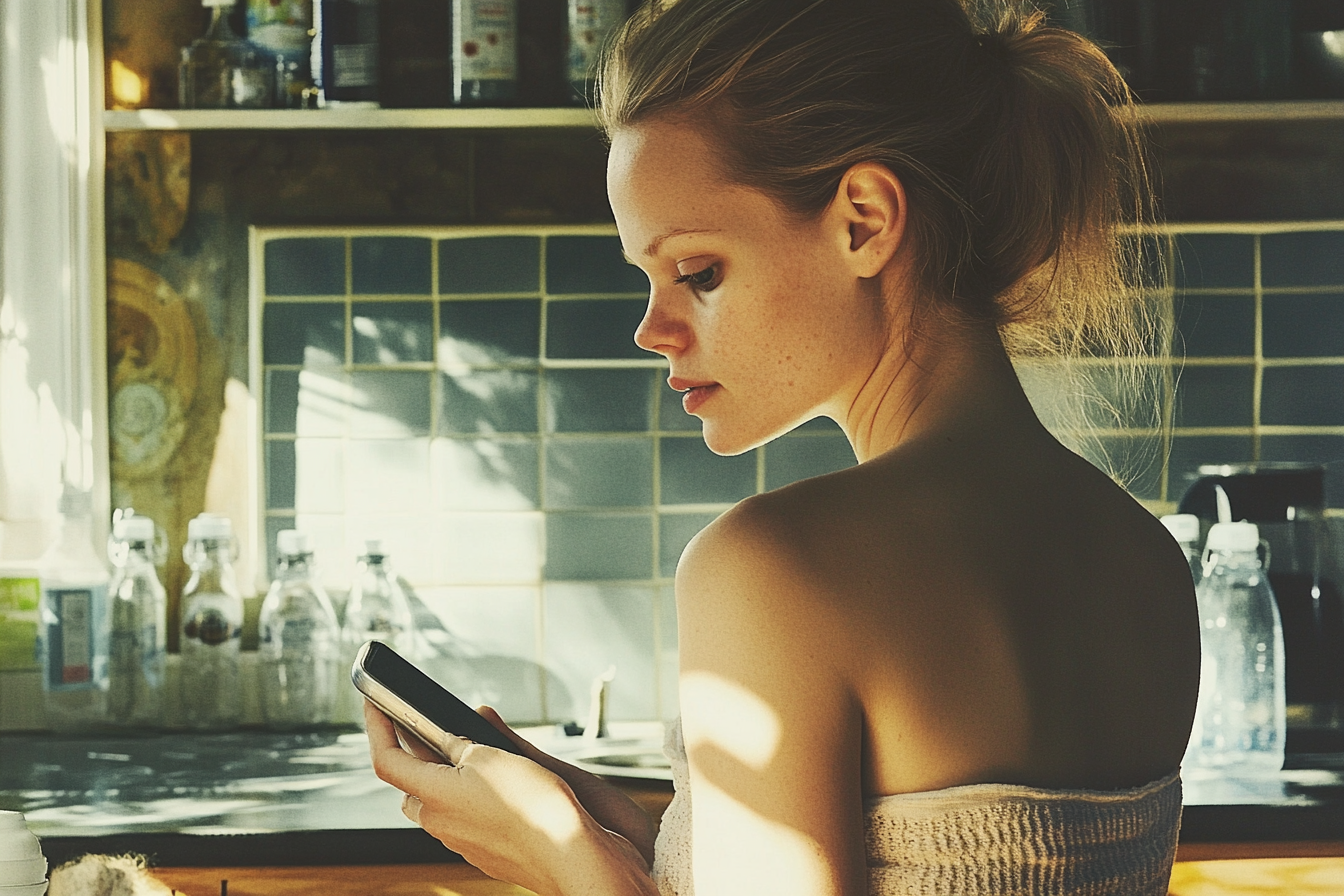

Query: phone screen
[357,640,521,755]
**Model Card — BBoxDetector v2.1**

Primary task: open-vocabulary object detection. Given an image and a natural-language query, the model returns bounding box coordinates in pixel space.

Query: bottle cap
[1205,520,1259,553]
[57,488,92,517]
[1160,513,1200,545]
[362,538,384,557]
[113,514,155,543]
[277,529,310,557]
[187,513,233,541]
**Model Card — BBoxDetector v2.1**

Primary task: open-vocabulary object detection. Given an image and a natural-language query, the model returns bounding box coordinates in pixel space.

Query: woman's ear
[831,162,907,279]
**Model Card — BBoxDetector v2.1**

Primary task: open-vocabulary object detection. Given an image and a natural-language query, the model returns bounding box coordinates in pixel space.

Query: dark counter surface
[1,731,1340,866]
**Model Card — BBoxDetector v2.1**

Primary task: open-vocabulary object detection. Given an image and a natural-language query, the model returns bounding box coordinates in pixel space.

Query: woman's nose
[633,293,690,357]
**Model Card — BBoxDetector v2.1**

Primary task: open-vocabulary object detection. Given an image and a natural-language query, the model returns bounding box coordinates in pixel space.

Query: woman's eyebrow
[643,228,722,259]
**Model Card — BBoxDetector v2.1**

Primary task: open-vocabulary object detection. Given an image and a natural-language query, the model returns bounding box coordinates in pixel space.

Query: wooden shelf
[102,107,598,131]
[1141,100,1344,123]
[101,101,1344,132]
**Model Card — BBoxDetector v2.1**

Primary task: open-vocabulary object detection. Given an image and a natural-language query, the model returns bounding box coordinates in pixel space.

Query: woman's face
[607,118,889,456]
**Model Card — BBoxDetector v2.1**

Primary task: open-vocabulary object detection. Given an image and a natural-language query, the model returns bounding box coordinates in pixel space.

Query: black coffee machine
[1178,464,1344,756]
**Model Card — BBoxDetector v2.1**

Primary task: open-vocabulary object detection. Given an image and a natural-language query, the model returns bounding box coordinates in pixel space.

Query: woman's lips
[668,377,719,414]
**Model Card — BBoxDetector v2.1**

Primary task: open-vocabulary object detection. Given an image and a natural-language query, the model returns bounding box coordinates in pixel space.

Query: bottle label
[333,43,379,88]
[43,587,106,691]
[454,0,518,85]
[247,0,313,53]
[0,576,40,672]
[567,0,625,83]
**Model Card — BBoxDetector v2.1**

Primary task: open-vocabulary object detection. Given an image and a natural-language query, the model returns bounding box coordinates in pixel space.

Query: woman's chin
[700,421,779,458]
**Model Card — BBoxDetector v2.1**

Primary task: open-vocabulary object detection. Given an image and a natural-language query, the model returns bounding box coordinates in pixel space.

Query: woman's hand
[474,705,660,867]
[364,701,657,896]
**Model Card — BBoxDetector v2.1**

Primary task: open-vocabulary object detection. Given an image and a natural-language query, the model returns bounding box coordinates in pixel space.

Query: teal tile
[266,369,300,434]
[1174,366,1255,428]
[546,299,655,360]
[546,368,656,432]
[545,438,654,508]
[352,237,432,295]
[439,369,540,435]
[263,302,345,366]
[1174,293,1255,357]
[1262,231,1344,287]
[439,236,541,294]
[349,370,433,436]
[659,438,756,505]
[266,440,295,510]
[544,513,652,580]
[440,299,541,364]
[1262,293,1344,357]
[1261,367,1344,426]
[352,301,434,363]
[764,436,856,491]
[265,237,345,296]
[546,235,646,294]
[1174,234,1254,289]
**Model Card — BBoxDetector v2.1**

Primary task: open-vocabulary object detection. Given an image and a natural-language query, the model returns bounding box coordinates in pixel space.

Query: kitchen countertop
[1,729,1341,867]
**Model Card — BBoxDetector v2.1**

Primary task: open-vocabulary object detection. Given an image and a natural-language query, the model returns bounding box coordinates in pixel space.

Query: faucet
[583,666,616,741]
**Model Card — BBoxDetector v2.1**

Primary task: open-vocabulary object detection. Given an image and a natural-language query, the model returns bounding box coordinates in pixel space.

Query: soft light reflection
[681,671,780,771]
[108,59,144,107]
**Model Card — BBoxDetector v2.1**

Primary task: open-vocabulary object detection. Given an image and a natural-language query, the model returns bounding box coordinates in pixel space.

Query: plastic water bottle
[337,540,415,723]
[1161,513,1203,589]
[107,511,167,728]
[37,489,111,732]
[1184,521,1287,776]
[259,530,340,728]
[180,513,244,730]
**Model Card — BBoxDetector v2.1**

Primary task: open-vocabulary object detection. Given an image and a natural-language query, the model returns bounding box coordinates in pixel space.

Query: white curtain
[0,0,105,560]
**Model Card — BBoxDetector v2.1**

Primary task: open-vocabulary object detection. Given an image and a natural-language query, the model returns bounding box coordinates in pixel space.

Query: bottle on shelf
[180,0,273,109]
[259,530,341,728]
[453,0,519,105]
[106,510,168,728]
[179,513,245,730]
[312,0,382,107]
[1184,520,1287,777]
[37,488,111,732]
[565,0,627,105]
[246,0,314,108]
[338,539,416,723]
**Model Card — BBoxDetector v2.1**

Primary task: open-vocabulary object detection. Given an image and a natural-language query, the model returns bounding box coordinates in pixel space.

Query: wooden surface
[152,851,1344,896]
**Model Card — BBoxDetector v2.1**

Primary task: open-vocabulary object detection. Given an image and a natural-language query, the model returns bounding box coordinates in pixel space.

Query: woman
[366,1,1201,893]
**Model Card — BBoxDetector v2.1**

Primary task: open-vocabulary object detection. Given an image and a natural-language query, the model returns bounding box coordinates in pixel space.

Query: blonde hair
[599,0,1172,487]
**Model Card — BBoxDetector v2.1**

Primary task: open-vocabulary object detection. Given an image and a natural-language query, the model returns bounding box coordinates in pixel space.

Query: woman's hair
[599,0,1173,488]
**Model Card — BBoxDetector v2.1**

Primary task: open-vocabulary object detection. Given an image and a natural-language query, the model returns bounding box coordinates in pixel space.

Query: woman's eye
[673,266,719,290]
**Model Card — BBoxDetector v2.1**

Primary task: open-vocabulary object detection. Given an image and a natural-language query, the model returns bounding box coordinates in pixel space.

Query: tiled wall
[1161,225,1344,509]
[257,222,1344,727]
[256,227,856,726]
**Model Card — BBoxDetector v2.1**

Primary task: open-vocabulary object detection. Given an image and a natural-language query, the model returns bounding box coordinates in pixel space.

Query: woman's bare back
[738,421,1201,798]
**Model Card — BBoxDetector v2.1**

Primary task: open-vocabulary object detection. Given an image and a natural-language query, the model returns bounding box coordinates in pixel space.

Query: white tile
[657,584,679,723]
[435,512,544,584]
[296,368,350,438]
[542,583,657,723]
[295,438,345,513]
[345,438,431,513]
[431,437,540,511]
[412,585,543,723]
[342,514,438,586]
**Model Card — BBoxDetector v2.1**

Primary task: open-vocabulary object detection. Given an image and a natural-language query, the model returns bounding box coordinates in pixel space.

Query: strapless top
[651,718,1182,896]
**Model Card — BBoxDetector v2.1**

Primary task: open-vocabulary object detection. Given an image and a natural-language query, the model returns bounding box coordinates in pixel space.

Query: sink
[517,722,672,781]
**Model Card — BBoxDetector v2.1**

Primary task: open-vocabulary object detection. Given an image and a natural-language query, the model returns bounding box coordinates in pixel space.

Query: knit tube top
[652,719,1182,896]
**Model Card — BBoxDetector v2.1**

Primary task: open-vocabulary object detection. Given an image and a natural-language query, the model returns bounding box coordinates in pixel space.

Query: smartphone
[352,639,522,760]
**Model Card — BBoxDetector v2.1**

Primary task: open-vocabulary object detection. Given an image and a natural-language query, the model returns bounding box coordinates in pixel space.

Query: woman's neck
[834,316,1044,464]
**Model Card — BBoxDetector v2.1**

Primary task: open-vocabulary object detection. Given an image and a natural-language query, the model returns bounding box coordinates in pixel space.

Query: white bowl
[0,815,41,863]
[0,856,46,886]
[0,882,46,896]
